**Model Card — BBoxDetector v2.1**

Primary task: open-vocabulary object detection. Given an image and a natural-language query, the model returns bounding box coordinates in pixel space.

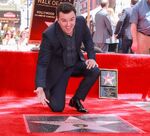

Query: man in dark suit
[34,2,100,113]
[93,0,113,53]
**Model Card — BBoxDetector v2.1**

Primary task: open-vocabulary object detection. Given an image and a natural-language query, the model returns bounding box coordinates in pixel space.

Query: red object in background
[0,52,150,98]
[0,51,38,97]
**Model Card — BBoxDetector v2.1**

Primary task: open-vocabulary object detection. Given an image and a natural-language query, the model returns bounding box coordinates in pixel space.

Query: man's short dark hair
[131,0,139,5]
[56,2,76,17]
[100,0,108,8]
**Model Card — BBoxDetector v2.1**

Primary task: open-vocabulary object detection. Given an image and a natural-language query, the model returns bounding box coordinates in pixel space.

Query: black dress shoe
[69,98,88,113]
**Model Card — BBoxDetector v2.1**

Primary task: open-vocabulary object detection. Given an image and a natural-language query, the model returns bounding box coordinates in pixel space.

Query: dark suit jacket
[93,8,113,44]
[115,7,133,39]
[35,16,95,90]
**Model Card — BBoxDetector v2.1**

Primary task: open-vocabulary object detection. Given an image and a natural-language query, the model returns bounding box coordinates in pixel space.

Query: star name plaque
[99,69,118,98]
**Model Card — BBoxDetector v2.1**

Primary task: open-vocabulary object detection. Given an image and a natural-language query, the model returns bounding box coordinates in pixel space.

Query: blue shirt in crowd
[130,0,150,35]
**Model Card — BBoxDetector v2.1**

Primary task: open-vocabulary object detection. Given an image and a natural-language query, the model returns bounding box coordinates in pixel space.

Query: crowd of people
[0,23,30,51]
[87,0,150,54]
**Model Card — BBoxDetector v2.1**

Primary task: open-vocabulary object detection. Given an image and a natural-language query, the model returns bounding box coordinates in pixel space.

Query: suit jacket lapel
[55,22,67,49]
[74,22,80,51]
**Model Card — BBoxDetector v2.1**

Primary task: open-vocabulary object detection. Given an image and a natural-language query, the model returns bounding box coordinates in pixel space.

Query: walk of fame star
[102,71,116,86]
[24,114,142,133]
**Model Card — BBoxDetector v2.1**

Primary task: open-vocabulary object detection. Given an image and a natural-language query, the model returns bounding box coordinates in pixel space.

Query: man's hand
[34,87,49,106]
[114,34,118,39]
[85,59,98,69]
[131,41,138,53]
[131,23,138,53]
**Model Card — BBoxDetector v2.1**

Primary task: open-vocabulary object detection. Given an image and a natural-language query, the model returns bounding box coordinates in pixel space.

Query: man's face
[57,11,76,36]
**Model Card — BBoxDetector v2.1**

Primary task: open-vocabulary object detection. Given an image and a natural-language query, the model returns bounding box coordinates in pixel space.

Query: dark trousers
[46,61,100,112]
[122,38,133,53]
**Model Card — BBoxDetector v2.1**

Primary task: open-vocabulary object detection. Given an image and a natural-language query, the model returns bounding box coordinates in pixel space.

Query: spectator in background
[2,23,9,32]
[130,0,150,101]
[17,28,29,47]
[107,7,119,52]
[0,23,3,44]
[107,7,118,33]
[114,0,139,53]
[130,0,150,54]
[93,0,113,53]
[86,15,95,37]
[2,30,16,46]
